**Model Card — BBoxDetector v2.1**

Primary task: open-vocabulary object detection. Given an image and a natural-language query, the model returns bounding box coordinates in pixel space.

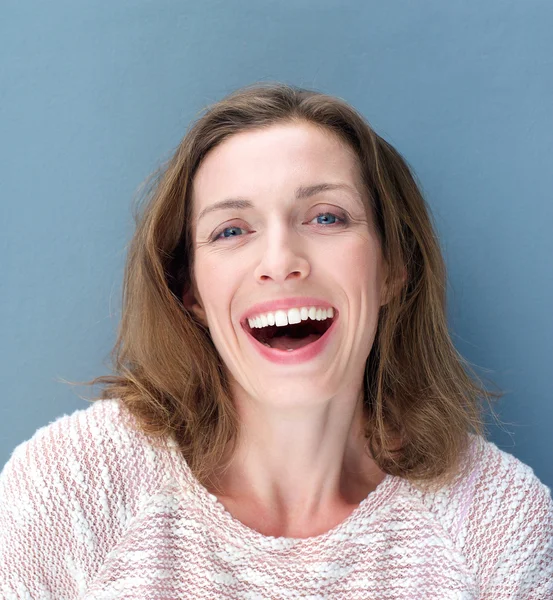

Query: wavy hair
[79,82,502,493]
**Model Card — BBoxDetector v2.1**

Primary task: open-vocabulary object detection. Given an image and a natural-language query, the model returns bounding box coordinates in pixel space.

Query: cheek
[335,236,384,289]
[194,257,237,319]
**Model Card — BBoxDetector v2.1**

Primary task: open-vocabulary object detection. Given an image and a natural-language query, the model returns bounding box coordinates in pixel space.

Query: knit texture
[1,398,552,599]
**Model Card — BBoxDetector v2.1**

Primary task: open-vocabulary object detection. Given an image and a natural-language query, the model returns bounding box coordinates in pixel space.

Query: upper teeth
[247,306,334,329]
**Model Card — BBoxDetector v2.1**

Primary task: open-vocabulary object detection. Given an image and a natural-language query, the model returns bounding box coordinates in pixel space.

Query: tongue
[266,333,321,351]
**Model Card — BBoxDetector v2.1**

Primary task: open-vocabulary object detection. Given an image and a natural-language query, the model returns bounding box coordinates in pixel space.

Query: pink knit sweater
[1,399,551,599]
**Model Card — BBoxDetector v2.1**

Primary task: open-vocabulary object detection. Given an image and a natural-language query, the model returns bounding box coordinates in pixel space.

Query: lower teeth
[260,333,322,351]
[262,342,294,352]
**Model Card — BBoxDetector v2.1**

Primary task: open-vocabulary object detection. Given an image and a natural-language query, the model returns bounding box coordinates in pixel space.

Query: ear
[182,282,208,327]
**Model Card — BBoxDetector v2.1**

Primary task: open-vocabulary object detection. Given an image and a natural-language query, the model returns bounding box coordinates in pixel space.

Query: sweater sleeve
[0,401,132,599]
[474,450,553,599]
[0,418,83,599]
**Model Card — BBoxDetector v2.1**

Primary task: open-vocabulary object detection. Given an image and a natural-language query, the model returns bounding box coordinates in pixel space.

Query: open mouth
[244,313,337,352]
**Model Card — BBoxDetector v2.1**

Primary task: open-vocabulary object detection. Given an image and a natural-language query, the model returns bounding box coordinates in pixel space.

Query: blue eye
[314,212,339,225]
[215,226,245,240]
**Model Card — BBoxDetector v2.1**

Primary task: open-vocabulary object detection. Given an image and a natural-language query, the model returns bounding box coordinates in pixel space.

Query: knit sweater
[0,399,551,599]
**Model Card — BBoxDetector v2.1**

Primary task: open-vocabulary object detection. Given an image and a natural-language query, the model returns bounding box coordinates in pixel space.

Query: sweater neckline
[166,438,402,551]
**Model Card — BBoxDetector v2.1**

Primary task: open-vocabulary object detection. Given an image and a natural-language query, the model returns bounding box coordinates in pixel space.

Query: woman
[1,83,551,598]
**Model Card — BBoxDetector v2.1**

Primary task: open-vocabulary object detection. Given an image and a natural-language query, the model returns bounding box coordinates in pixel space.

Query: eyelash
[210,211,349,242]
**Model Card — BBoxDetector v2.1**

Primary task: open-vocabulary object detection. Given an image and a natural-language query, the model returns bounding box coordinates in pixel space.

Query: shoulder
[3,397,130,461]
[0,398,173,597]
[1,398,170,510]
[466,433,552,530]
[409,433,553,596]
[408,433,552,524]
[466,435,553,596]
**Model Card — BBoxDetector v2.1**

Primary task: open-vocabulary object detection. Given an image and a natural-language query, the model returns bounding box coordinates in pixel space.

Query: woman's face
[188,121,389,407]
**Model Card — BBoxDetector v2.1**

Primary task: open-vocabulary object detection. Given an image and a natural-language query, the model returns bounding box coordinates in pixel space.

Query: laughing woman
[1,83,552,599]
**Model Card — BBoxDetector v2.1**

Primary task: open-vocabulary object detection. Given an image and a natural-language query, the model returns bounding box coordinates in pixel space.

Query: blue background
[1,1,551,489]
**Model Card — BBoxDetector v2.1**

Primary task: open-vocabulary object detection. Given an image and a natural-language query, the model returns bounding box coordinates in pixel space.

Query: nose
[253,221,310,284]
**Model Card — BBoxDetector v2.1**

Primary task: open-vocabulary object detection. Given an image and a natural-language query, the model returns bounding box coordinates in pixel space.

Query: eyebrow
[196,182,360,223]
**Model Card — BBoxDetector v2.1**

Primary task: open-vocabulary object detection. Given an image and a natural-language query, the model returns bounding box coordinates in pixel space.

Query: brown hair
[78,82,502,493]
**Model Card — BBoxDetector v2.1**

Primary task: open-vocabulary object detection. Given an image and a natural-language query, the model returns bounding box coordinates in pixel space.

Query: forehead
[191,122,362,213]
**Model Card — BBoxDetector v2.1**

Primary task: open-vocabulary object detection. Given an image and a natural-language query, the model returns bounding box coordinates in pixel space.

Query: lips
[241,310,339,364]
